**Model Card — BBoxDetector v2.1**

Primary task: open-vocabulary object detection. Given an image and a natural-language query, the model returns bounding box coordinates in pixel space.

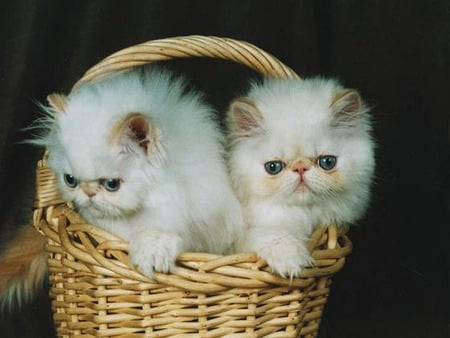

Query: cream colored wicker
[32,35,352,338]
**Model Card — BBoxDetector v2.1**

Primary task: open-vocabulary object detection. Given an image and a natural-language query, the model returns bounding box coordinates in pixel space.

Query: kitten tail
[0,224,48,309]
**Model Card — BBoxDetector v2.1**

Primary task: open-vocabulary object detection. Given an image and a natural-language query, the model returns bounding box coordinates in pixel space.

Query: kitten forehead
[244,77,368,149]
[247,78,340,131]
[56,142,124,180]
[231,77,374,167]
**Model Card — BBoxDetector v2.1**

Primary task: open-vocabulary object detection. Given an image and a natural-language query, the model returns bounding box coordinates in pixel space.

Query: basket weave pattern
[32,36,352,338]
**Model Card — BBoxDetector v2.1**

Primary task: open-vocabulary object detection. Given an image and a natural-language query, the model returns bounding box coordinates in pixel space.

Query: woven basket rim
[35,200,352,291]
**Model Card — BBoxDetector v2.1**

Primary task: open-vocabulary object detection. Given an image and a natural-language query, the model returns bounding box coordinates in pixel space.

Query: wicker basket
[32,35,352,338]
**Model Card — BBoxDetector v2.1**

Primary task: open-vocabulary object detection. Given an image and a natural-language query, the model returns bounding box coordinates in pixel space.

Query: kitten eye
[264,161,285,175]
[63,174,78,188]
[100,178,121,192]
[318,155,337,170]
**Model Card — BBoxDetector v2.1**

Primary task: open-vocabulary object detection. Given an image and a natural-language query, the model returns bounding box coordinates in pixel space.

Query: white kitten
[32,67,243,278]
[227,77,375,278]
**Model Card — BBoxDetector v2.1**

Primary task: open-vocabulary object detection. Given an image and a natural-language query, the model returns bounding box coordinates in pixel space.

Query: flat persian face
[245,140,344,206]
[43,92,164,221]
[50,145,150,219]
[228,78,375,223]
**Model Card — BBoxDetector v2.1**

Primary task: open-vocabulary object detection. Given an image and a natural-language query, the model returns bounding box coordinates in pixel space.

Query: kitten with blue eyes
[227,77,375,278]
[41,68,243,274]
[0,67,243,306]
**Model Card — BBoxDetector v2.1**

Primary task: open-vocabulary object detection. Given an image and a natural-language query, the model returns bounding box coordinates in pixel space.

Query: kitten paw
[129,231,183,278]
[257,235,313,279]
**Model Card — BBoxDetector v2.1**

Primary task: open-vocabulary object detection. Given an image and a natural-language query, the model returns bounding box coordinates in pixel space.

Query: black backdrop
[0,1,447,337]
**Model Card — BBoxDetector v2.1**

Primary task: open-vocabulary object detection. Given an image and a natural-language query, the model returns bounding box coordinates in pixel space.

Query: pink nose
[84,191,96,198]
[80,183,97,198]
[294,166,309,176]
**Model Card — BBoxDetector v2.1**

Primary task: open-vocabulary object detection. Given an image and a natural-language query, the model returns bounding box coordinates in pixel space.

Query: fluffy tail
[0,224,48,309]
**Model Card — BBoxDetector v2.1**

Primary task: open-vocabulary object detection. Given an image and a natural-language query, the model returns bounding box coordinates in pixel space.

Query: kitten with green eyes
[227,77,375,278]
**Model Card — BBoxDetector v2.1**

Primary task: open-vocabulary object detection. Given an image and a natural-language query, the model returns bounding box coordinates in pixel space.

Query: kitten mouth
[87,205,108,218]
[296,181,311,193]
[78,200,106,216]
[297,179,309,190]
[81,199,95,208]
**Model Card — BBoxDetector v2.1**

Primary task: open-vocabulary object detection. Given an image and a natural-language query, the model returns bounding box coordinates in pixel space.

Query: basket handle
[73,35,300,89]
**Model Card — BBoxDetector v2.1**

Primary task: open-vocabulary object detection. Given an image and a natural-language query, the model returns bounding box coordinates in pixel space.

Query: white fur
[228,77,375,278]
[36,67,243,277]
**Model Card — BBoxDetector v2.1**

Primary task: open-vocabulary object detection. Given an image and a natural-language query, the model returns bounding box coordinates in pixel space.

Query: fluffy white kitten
[227,77,375,278]
[33,67,243,277]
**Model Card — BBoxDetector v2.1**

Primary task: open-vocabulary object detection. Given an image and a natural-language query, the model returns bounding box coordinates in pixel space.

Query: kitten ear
[330,89,364,127]
[228,98,264,136]
[47,93,68,113]
[111,113,164,162]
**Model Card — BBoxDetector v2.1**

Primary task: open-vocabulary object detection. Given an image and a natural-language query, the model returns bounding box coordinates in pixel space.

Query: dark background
[0,1,447,337]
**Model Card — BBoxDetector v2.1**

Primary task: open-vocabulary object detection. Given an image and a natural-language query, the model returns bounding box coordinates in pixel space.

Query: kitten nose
[80,182,97,198]
[84,190,96,198]
[294,167,308,176]
[292,162,310,176]
[295,167,308,175]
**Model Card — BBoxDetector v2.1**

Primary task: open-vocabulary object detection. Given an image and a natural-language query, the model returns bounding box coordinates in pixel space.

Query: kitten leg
[0,224,48,309]
[237,227,313,279]
[128,229,184,278]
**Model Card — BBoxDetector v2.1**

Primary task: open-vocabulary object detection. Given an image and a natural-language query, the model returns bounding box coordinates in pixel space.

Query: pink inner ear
[128,117,150,152]
[129,117,149,141]
[330,90,363,127]
[231,99,263,132]
[110,113,155,154]
[235,107,259,131]
[340,91,361,114]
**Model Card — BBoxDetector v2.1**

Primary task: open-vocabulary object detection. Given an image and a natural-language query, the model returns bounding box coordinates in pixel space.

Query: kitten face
[261,154,341,204]
[231,126,358,206]
[228,77,375,225]
[44,90,163,221]
[50,142,152,220]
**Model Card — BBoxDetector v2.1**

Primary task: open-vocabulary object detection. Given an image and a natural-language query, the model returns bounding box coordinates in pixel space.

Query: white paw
[256,235,313,279]
[129,231,183,278]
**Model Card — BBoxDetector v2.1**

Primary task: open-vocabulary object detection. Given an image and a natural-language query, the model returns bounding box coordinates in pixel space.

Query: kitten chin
[227,76,375,278]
